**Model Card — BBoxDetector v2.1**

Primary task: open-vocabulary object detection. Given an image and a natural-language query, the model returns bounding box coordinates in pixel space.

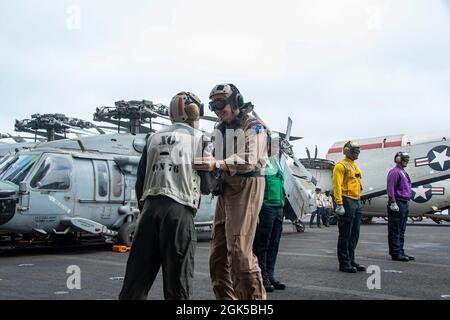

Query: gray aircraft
[303,133,450,224]
[0,97,323,248]
[0,102,218,246]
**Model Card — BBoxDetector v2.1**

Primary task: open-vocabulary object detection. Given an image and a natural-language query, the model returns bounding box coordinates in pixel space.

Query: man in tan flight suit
[194,83,268,300]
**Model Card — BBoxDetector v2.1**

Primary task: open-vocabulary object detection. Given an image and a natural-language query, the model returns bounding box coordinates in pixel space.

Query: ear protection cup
[186,103,200,121]
[169,91,203,123]
[394,152,409,163]
[228,84,244,110]
[183,91,204,117]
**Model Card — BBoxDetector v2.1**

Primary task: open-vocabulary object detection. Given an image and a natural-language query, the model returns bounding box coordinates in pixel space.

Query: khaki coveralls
[209,114,269,300]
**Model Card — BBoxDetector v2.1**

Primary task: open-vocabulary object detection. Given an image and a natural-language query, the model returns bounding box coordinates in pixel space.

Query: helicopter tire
[118,221,136,247]
[361,216,373,224]
[294,220,305,233]
[329,215,338,226]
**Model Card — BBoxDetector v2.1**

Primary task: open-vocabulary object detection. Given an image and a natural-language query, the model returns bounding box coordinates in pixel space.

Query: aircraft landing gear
[118,221,136,247]
[361,217,373,224]
[292,220,305,233]
[329,215,338,226]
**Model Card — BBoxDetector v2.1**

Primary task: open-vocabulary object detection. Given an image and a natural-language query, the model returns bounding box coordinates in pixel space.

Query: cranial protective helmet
[394,152,410,163]
[169,92,204,123]
[343,141,360,155]
[315,186,322,191]
[208,83,244,111]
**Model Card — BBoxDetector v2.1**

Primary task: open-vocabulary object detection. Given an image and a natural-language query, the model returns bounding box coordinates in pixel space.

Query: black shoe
[339,265,357,273]
[351,263,367,272]
[403,254,415,261]
[264,281,275,292]
[270,279,286,290]
[392,255,409,262]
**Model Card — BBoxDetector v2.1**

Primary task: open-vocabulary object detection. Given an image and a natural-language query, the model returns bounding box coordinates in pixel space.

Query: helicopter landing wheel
[118,221,136,247]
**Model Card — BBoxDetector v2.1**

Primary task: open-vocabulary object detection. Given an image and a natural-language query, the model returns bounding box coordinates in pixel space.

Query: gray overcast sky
[1,0,449,157]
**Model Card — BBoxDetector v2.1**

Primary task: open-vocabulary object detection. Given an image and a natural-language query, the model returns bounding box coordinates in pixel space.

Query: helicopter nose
[0,196,16,225]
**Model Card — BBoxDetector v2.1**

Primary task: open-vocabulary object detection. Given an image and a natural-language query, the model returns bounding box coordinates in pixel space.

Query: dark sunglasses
[209,99,229,112]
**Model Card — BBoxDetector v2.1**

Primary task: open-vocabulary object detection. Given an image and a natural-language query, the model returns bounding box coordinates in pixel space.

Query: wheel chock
[112,245,130,253]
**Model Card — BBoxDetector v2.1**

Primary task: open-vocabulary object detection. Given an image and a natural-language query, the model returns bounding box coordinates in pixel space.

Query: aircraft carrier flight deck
[0,218,449,300]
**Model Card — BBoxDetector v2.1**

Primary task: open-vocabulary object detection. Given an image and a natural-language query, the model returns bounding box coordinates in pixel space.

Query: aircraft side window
[30,155,72,190]
[111,163,123,198]
[97,162,109,197]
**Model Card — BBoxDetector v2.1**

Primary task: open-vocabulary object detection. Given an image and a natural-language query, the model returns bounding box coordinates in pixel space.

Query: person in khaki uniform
[194,83,268,300]
[309,187,324,228]
[322,189,334,227]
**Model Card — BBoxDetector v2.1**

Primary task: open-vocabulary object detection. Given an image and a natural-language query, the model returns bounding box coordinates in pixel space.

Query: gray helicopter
[0,101,216,246]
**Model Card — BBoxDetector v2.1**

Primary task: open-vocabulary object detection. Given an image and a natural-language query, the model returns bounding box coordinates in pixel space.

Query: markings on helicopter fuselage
[54,291,69,295]
[415,145,450,171]
[48,195,72,214]
[34,216,57,223]
[18,264,34,267]
[109,277,124,281]
[441,295,450,300]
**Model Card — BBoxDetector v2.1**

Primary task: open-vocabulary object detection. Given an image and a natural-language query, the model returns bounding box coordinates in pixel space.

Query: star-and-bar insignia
[411,184,445,203]
[414,145,450,171]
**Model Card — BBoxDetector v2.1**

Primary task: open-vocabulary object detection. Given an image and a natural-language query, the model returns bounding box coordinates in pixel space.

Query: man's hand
[335,205,345,216]
[390,202,400,212]
[193,156,216,172]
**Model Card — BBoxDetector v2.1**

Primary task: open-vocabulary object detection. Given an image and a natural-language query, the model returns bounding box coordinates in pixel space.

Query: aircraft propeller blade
[277,132,303,141]
[285,117,292,143]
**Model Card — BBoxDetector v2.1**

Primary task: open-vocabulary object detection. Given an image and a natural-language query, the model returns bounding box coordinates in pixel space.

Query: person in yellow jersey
[333,141,367,273]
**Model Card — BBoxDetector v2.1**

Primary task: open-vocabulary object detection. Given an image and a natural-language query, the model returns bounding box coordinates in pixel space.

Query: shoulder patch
[253,124,263,134]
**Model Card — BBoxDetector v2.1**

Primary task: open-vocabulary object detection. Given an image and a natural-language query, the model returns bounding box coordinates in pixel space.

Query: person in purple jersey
[386,152,415,262]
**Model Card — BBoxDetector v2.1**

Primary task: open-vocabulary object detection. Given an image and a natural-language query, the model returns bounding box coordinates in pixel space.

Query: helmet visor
[209,99,228,112]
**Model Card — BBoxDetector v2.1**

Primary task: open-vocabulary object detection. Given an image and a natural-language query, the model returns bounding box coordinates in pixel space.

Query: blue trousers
[387,200,409,257]
[253,206,284,284]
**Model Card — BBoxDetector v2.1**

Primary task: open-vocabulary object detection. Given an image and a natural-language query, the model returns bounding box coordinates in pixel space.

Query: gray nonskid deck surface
[0,220,449,300]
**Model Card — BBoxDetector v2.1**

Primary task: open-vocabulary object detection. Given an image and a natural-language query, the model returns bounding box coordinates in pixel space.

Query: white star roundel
[412,185,432,203]
[427,145,450,171]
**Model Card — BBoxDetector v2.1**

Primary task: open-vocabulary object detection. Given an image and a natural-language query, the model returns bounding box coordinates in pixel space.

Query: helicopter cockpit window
[97,162,109,197]
[0,154,39,185]
[30,155,72,190]
[0,155,14,172]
